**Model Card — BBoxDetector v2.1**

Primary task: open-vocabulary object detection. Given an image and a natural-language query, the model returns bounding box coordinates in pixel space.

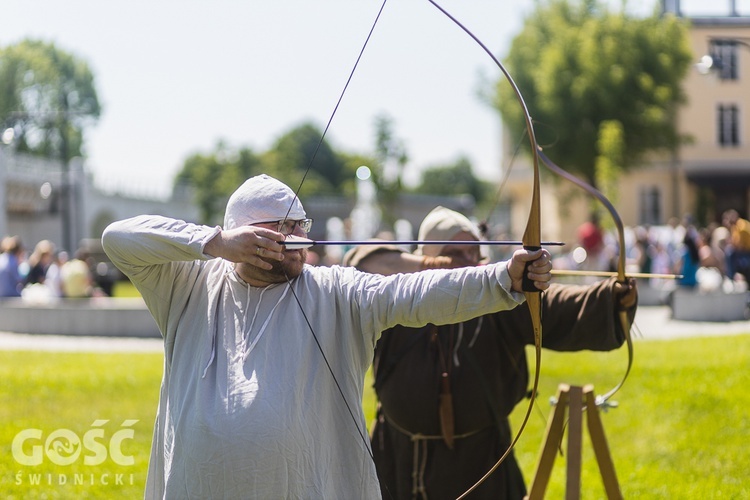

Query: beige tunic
[102,215,526,499]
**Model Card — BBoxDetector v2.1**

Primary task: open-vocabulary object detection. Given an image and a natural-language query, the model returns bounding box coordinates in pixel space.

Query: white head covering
[224,174,306,230]
[416,206,481,257]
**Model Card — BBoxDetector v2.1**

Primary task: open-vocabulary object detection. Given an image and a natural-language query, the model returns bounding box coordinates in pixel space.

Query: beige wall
[681,25,750,165]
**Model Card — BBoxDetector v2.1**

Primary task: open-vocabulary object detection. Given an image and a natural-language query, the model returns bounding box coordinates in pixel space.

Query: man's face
[236,220,309,284]
[438,231,482,266]
[268,245,308,280]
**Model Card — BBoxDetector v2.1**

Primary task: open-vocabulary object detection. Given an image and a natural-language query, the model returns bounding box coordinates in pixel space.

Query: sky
[1,0,743,199]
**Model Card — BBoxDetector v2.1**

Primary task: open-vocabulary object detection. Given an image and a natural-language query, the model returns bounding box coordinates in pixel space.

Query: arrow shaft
[551,269,683,279]
[294,240,565,247]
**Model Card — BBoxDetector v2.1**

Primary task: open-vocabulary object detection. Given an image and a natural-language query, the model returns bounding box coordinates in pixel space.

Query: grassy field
[1,334,748,499]
[0,350,162,499]
[510,335,750,498]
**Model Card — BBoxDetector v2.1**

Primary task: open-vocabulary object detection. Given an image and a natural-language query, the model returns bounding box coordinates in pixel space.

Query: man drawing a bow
[103,175,553,499]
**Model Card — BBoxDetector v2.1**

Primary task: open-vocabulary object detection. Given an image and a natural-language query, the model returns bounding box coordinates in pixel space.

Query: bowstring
[537,149,635,405]
[279,1,392,496]
[422,1,545,497]
[283,270,375,464]
[481,128,526,233]
[283,0,389,222]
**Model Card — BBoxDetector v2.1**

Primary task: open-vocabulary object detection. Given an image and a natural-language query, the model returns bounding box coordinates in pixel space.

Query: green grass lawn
[1,334,748,498]
[510,335,750,499]
[0,351,162,499]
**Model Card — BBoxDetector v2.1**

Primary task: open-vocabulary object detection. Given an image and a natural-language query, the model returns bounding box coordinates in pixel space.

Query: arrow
[282,236,566,250]
[551,269,683,279]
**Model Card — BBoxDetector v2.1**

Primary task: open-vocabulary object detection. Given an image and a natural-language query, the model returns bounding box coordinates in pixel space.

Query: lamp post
[695,37,750,75]
[0,130,11,239]
[57,106,74,254]
[2,110,79,253]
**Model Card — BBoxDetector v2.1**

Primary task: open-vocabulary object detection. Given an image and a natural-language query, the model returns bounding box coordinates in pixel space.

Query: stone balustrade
[0,297,160,338]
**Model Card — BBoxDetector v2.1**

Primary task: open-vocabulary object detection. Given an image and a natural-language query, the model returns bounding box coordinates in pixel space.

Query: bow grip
[522,245,541,292]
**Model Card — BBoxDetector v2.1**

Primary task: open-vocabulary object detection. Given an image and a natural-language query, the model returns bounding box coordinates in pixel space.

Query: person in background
[0,236,25,297]
[24,239,56,286]
[576,214,615,276]
[697,226,725,274]
[648,238,672,289]
[60,248,95,298]
[675,228,700,289]
[101,174,553,499]
[631,226,652,275]
[722,209,750,282]
[44,250,68,297]
[344,206,637,500]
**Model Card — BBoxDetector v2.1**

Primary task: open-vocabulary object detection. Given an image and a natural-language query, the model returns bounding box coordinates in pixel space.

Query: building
[0,146,199,255]
[0,145,474,264]
[680,8,750,222]
[503,1,750,246]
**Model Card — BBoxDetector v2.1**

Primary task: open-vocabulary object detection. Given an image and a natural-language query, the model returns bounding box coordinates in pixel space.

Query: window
[639,186,661,225]
[710,40,739,80]
[718,104,740,147]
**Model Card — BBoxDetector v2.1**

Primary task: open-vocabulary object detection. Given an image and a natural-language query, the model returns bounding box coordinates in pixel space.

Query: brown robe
[370,279,634,500]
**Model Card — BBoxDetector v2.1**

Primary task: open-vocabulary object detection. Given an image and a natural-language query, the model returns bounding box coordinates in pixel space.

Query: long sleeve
[102,215,220,276]
[335,262,526,338]
[102,215,222,331]
[494,278,634,352]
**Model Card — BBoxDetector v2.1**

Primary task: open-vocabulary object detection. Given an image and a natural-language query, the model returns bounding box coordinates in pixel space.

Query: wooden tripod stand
[526,384,623,500]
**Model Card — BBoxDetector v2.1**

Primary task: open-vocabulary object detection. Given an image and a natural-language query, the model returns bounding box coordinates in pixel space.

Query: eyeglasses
[256,218,313,235]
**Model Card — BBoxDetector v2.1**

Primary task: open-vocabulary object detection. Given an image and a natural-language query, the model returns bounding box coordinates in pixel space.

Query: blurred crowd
[0,236,112,302]
[3,208,749,303]
[554,209,750,295]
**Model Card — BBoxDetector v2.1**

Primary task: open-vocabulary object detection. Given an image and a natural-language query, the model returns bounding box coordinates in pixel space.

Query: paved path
[1,306,748,352]
[632,306,750,340]
[0,331,163,352]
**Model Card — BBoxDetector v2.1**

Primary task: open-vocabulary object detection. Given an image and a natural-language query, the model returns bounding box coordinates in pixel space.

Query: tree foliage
[372,113,409,227]
[594,120,625,212]
[416,156,490,204]
[174,142,262,224]
[174,123,370,224]
[495,0,692,185]
[372,113,408,190]
[262,122,350,197]
[0,39,101,161]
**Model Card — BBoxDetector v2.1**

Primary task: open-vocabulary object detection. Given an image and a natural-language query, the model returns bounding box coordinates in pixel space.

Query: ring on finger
[256,246,262,256]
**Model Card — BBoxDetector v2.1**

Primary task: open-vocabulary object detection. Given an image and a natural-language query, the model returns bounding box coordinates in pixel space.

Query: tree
[262,122,350,197]
[0,39,101,162]
[174,142,262,224]
[415,155,490,203]
[372,113,408,190]
[494,0,692,186]
[371,113,409,227]
[173,124,368,223]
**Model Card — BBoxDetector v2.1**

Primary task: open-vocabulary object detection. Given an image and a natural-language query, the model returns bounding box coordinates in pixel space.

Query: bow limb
[458,131,543,499]
[537,149,633,405]
[422,1,543,497]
